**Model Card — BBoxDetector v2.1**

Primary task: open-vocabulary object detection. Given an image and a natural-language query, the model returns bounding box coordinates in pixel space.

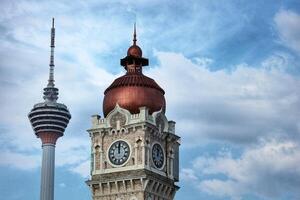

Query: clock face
[108,140,130,166]
[152,143,164,169]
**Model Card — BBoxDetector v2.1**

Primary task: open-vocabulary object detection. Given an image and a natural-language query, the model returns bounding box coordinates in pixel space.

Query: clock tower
[86,25,180,200]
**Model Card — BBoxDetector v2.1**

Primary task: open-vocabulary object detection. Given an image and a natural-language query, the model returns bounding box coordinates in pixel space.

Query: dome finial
[122,23,148,67]
[52,17,54,28]
[133,22,137,45]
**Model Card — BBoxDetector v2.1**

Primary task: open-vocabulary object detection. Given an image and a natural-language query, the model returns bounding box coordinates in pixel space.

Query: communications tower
[28,18,71,200]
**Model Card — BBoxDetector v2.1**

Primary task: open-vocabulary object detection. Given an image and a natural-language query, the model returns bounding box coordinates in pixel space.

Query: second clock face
[108,140,130,166]
[152,143,164,169]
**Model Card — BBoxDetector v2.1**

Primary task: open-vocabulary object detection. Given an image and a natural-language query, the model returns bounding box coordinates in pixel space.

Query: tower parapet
[28,102,71,144]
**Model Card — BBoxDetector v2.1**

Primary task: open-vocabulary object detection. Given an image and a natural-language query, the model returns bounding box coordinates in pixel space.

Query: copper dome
[103,74,165,116]
[102,25,166,117]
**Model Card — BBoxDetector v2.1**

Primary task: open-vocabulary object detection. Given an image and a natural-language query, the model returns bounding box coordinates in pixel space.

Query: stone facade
[86,104,180,200]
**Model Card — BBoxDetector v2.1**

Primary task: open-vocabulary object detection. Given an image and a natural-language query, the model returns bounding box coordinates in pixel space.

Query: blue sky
[1,0,300,199]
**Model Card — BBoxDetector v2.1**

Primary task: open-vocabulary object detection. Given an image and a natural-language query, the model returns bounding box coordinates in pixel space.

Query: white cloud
[0,150,40,170]
[180,168,198,182]
[56,136,90,167]
[200,179,240,200]
[2,49,299,178]
[59,183,66,188]
[0,136,91,180]
[182,139,300,199]
[147,51,300,146]
[194,57,214,68]
[274,9,300,54]
[0,1,118,174]
[2,1,299,152]
[70,160,90,178]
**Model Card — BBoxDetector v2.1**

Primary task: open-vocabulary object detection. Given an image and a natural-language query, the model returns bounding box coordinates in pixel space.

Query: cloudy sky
[1,0,300,199]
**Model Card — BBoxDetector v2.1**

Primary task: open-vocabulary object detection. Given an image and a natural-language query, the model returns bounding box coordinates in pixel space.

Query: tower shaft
[40,144,55,200]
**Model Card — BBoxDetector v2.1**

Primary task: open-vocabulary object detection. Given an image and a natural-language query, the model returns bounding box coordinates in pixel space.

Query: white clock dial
[109,140,130,165]
[152,143,164,169]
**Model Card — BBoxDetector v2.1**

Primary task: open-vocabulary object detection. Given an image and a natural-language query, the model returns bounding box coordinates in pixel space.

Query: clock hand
[118,142,120,154]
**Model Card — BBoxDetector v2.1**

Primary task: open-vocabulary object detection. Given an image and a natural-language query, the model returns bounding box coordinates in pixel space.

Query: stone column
[40,143,55,200]
[90,144,95,175]
[146,143,150,169]
[170,155,174,179]
[134,143,138,166]
[100,133,105,171]
[100,149,104,171]
[141,142,145,167]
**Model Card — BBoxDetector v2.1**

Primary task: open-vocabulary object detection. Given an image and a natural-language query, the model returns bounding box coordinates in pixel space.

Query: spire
[121,23,148,67]
[48,18,55,87]
[43,18,59,102]
[133,22,137,45]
